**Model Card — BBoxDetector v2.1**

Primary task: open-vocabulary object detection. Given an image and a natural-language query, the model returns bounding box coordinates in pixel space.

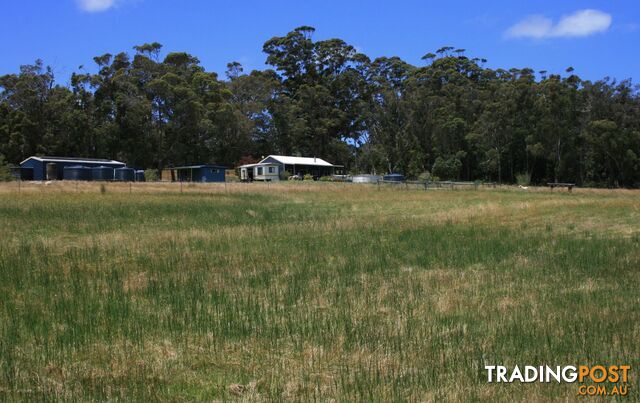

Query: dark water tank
[114,167,135,182]
[135,170,146,182]
[63,165,92,181]
[91,166,115,181]
[383,173,405,182]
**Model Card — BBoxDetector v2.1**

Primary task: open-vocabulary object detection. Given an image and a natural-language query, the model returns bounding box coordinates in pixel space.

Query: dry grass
[0,182,638,400]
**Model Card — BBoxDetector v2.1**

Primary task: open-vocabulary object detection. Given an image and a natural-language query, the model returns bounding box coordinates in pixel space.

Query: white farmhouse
[239,155,341,181]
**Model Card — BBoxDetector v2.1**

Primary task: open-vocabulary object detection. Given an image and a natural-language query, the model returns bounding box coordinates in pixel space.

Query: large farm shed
[19,156,126,181]
[239,155,342,181]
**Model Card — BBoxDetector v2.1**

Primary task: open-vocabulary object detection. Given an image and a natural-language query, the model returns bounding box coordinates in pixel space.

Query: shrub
[144,169,158,182]
[418,171,432,181]
[319,176,333,182]
[303,174,314,181]
[280,170,291,180]
[226,173,240,182]
[515,172,531,186]
[432,157,462,180]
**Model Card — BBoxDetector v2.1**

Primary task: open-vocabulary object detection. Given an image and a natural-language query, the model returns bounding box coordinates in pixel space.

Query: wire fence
[2,178,505,196]
[377,180,497,191]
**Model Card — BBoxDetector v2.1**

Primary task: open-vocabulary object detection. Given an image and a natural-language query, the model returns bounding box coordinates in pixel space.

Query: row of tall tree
[1,27,639,186]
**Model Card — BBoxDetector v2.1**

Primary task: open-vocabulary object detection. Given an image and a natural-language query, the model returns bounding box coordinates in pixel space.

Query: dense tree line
[1,27,639,186]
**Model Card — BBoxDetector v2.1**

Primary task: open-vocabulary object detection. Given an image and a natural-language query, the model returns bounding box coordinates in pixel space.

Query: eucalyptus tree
[1,31,639,187]
[364,56,415,174]
[262,26,372,164]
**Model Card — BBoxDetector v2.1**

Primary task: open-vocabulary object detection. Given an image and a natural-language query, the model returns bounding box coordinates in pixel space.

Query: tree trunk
[555,138,562,183]
[497,147,502,184]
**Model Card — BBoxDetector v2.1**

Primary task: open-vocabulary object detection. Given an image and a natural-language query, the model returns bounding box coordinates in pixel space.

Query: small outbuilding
[20,156,126,181]
[169,165,226,182]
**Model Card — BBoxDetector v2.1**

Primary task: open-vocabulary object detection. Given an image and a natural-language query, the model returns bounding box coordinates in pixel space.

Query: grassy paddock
[0,182,638,400]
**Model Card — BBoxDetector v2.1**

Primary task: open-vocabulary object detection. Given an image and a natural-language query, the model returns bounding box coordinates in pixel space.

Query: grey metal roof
[260,155,335,167]
[171,165,227,170]
[21,156,126,165]
[238,162,280,168]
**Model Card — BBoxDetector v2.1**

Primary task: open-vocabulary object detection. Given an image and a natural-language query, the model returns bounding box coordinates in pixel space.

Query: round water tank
[351,174,381,184]
[91,166,115,181]
[63,165,92,181]
[114,167,135,182]
[135,170,146,182]
[383,173,405,182]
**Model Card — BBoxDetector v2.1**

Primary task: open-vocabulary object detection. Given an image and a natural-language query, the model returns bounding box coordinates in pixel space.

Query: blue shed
[20,156,126,181]
[171,165,226,182]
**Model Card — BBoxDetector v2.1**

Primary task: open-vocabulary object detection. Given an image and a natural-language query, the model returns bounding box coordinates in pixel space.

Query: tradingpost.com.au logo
[485,365,631,397]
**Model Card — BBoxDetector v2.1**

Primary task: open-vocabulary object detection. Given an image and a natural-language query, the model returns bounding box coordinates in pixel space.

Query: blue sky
[1,0,638,84]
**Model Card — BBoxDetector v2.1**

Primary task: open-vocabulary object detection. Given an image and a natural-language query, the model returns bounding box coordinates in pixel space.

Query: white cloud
[552,10,612,37]
[76,0,117,12]
[505,9,612,39]
[505,15,553,39]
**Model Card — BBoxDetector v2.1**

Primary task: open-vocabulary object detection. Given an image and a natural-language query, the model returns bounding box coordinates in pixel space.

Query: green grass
[0,184,638,400]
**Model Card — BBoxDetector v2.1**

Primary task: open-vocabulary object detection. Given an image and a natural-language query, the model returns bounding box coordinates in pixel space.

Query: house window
[257,167,263,175]
[211,168,219,174]
[268,166,275,174]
